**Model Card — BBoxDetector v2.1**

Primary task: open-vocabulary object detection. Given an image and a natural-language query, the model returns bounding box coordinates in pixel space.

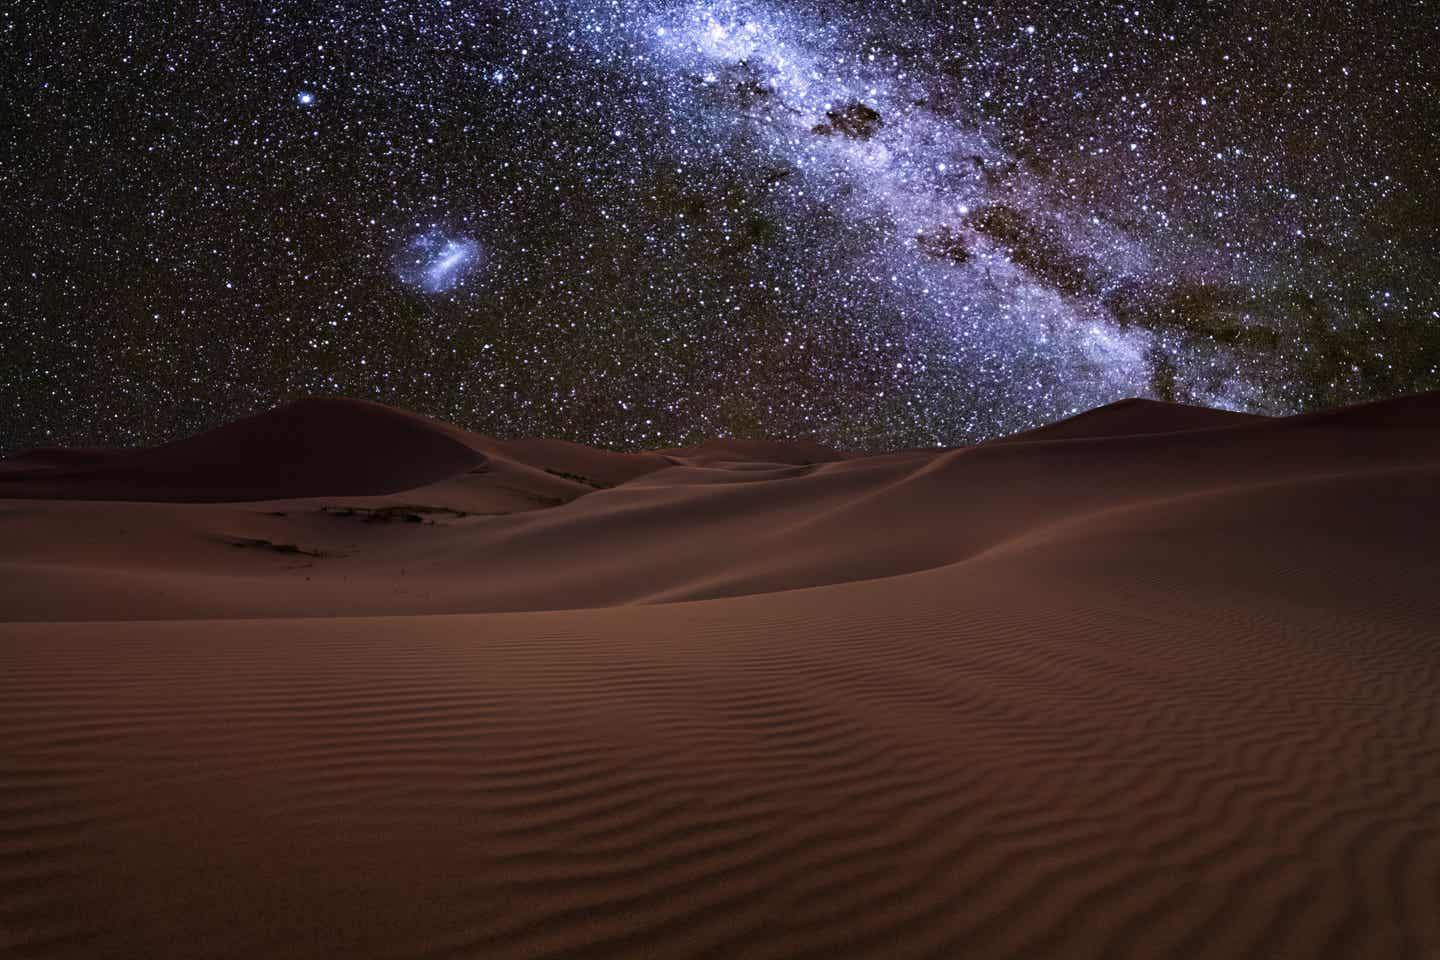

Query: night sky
[4,1,1438,454]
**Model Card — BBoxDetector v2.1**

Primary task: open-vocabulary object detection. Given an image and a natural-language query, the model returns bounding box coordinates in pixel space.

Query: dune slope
[1,392,1437,620]
[1,392,1439,958]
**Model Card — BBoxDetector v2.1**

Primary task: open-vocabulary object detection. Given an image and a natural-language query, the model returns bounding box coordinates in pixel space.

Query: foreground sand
[2,395,1439,957]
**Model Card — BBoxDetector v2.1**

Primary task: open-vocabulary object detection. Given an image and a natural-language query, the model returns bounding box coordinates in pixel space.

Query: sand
[2,394,1438,958]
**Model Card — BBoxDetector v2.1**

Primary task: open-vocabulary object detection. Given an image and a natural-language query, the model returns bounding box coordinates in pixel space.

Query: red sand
[2,394,1438,958]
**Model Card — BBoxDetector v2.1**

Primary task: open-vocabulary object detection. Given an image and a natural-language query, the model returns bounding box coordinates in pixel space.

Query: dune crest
[997,396,1270,442]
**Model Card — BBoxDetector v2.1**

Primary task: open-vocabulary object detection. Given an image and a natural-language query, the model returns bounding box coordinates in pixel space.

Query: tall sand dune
[2,392,1438,957]
[998,396,1269,442]
[0,398,487,502]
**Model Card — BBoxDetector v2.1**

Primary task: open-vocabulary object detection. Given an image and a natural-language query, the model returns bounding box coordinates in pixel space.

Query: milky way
[3,1,1437,452]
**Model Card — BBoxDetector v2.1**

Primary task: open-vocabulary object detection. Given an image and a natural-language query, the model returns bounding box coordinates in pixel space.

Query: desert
[3,393,1438,958]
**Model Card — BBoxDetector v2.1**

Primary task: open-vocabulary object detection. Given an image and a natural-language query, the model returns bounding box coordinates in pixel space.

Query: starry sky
[4,0,1438,453]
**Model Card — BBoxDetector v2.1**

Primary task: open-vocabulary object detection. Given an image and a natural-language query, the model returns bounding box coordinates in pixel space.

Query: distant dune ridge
[2,394,1439,958]
[0,397,490,502]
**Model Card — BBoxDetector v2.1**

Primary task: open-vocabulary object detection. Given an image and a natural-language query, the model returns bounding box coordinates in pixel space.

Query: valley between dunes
[2,394,1438,958]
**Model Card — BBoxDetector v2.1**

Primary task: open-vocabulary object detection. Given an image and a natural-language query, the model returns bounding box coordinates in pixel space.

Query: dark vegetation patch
[544,468,613,489]
[320,504,470,524]
[229,537,322,557]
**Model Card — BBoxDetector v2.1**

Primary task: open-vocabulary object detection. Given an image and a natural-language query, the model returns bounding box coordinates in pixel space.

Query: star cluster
[3,0,1437,453]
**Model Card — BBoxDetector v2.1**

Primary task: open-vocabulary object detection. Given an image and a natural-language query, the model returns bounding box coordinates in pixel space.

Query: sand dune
[999,396,1269,442]
[2,393,1439,957]
[0,398,489,502]
[3,392,1437,621]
